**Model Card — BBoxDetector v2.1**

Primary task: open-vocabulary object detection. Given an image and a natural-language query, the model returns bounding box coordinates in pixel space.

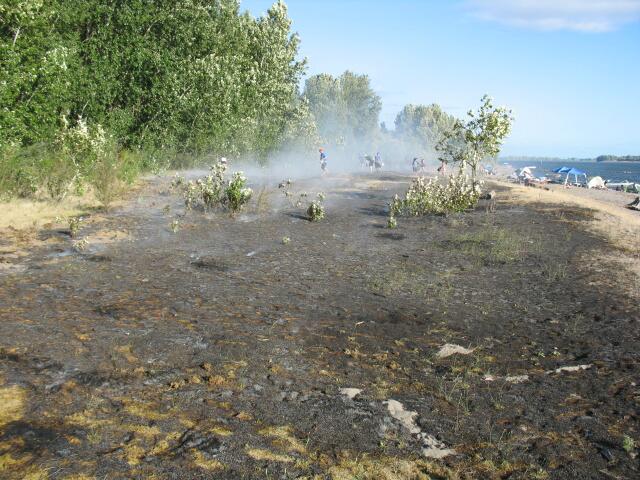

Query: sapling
[437,95,513,185]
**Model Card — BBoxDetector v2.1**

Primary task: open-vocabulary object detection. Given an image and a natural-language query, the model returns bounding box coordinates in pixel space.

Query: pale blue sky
[241,0,640,157]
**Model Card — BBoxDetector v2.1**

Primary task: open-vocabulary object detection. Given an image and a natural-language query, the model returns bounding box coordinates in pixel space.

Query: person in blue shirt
[319,148,328,174]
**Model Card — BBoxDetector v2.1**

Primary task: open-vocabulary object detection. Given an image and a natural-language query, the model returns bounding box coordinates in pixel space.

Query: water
[504,160,640,183]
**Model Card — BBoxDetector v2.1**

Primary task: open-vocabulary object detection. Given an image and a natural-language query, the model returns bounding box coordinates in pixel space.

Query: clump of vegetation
[390,173,481,222]
[303,192,326,222]
[388,95,514,227]
[73,238,89,252]
[69,216,83,238]
[225,172,253,213]
[170,219,180,233]
[623,435,636,453]
[175,159,252,215]
[307,199,325,222]
[170,174,186,190]
[282,236,291,245]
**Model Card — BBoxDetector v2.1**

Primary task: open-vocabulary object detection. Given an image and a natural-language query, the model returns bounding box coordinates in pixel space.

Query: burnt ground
[0,172,639,479]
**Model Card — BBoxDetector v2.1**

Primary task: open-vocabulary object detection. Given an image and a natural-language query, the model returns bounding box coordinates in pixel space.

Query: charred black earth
[1,173,638,479]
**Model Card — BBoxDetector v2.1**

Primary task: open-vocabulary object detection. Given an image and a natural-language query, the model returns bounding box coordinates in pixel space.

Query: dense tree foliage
[394,103,456,152]
[303,71,381,148]
[1,0,306,157]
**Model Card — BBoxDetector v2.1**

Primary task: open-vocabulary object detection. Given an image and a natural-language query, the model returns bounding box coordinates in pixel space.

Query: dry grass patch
[0,384,26,427]
[246,448,294,463]
[328,454,452,480]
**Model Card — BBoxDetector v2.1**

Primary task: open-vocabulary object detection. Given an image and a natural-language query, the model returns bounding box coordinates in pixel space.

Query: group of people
[317,149,384,175]
[412,157,426,173]
[318,149,451,176]
[361,152,383,172]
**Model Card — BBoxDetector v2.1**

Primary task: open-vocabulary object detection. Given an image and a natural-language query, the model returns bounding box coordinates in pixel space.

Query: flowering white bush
[390,173,481,220]
[57,116,110,167]
[179,159,251,214]
[224,171,252,213]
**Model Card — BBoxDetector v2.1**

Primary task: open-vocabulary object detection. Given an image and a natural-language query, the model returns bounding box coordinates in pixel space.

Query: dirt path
[1,173,639,479]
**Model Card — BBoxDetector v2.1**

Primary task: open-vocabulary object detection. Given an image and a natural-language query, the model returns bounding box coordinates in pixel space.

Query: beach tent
[563,167,587,186]
[516,166,536,180]
[553,166,571,174]
[587,176,605,189]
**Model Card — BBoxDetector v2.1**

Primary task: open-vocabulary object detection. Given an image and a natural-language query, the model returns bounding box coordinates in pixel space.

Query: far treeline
[503,155,640,163]
[1,0,469,204]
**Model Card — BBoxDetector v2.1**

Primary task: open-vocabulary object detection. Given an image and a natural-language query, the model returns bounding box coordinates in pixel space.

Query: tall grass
[0,142,159,206]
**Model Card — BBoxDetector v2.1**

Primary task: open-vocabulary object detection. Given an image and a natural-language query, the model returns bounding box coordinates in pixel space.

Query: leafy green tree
[0,0,78,146]
[394,103,455,151]
[1,0,314,197]
[437,95,513,181]
[303,71,381,147]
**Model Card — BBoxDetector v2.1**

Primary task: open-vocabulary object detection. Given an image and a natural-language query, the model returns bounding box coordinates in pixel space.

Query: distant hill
[501,155,640,163]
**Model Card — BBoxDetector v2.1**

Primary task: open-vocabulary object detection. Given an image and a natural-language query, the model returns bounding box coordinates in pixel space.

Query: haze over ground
[242,0,640,158]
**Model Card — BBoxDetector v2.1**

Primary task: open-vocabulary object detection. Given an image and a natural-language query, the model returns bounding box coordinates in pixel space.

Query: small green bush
[175,160,252,215]
[307,200,325,221]
[225,172,253,213]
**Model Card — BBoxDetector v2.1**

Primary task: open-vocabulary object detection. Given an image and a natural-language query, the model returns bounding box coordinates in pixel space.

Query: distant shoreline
[502,157,640,164]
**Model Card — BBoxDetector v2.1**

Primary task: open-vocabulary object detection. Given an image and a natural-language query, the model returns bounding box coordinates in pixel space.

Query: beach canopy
[553,166,571,173]
[562,167,587,185]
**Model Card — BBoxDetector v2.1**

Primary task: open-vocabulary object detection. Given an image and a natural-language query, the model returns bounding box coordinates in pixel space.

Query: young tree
[437,95,513,182]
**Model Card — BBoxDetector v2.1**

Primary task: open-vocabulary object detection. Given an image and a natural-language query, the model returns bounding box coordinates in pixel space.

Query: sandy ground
[1,172,639,479]
[491,179,640,250]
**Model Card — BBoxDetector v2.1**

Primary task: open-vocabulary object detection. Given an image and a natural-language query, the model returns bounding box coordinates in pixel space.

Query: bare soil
[1,173,639,479]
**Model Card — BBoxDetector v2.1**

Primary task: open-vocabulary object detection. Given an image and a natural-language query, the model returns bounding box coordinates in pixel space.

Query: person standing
[319,148,328,175]
[374,152,383,171]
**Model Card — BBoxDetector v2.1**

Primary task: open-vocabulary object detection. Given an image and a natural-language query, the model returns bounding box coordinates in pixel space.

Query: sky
[240,0,640,157]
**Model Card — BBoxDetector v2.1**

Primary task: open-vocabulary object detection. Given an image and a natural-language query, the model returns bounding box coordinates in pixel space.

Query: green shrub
[90,156,123,208]
[307,200,325,221]
[390,173,481,222]
[175,160,252,215]
[0,145,41,199]
[225,172,253,213]
[69,217,83,238]
[41,153,78,202]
